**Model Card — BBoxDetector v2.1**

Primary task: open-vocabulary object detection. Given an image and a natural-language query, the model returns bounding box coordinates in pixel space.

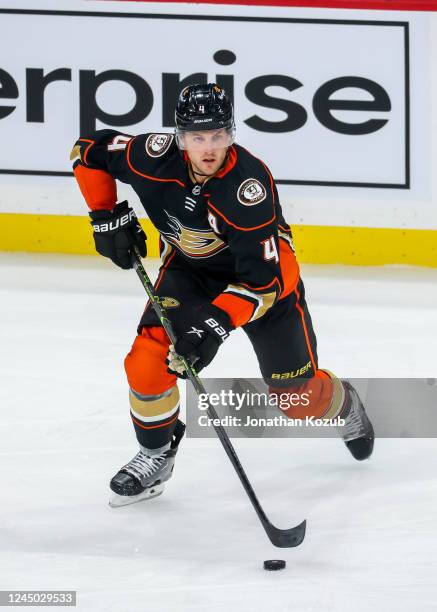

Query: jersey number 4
[107,135,133,152]
[261,236,279,264]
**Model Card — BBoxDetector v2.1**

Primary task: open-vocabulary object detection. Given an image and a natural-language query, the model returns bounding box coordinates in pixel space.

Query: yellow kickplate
[0,213,436,267]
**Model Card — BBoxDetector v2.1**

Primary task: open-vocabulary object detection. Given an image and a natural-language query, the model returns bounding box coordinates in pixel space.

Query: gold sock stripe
[129,386,180,420]
[319,370,345,420]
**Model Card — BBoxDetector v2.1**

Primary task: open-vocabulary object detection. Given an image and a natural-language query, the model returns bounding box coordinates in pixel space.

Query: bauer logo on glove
[167,305,234,378]
[92,209,136,233]
[89,201,147,270]
[204,317,230,341]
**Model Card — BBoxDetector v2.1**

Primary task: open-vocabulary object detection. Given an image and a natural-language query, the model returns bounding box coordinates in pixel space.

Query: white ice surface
[0,253,436,612]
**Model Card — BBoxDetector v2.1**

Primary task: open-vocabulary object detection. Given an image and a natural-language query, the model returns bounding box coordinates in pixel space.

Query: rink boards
[1,213,436,266]
[0,1,436,265]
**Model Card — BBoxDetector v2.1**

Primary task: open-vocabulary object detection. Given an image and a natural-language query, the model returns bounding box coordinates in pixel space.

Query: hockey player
[71,83,374,507]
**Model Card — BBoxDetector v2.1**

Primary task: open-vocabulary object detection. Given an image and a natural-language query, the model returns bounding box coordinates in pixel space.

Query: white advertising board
[0,2,433,231]
[0,8,425,185]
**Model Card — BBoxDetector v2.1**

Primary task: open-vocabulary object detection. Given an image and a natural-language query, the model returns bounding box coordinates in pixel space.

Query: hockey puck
[263,559,286,571]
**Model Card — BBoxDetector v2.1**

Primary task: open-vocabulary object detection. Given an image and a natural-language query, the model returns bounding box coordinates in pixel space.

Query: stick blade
[265,519,307,548]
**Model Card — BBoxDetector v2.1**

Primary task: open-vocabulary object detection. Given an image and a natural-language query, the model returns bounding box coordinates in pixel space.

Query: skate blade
[109,483,165,508]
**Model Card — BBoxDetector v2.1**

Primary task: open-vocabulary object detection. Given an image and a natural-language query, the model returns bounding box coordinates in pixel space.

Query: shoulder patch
[145,133,174,158]
[237,178,267,206]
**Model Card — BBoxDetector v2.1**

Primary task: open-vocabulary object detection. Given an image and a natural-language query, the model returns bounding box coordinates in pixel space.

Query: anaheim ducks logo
[163,211,227,258]
[145,134,173,158]
[158,296,180,308]
[237,178,267,206]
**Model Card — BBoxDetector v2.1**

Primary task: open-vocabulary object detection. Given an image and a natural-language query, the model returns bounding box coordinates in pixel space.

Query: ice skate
[338,381,374,461]
[109,420,185,507]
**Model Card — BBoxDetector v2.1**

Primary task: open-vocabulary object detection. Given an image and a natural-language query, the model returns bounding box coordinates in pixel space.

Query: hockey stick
[130,246,306,548]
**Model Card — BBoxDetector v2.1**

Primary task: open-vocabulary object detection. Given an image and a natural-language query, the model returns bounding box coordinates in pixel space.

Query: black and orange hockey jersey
[71,129,300,328]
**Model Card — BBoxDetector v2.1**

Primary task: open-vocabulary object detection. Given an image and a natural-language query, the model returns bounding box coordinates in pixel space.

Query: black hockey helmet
[175,83,235,149]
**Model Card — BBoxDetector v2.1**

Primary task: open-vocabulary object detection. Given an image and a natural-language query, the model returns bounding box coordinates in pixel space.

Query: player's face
[183,129,230,178]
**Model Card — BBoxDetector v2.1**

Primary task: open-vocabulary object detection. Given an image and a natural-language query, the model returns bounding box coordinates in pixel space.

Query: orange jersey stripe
[81,138,95,166]
[155,251,176,290]
[127,138,186,187]
[240,276,281,292]
[294,285,317,373]
[207,200,276,232]
[278,239,300,299]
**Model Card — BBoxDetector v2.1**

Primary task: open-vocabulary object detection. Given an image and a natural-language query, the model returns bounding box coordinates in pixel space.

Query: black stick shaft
[130,247,306,547]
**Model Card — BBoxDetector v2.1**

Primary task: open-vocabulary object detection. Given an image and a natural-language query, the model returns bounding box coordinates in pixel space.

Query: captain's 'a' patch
[145,134,174,158]
[237,178,267,206]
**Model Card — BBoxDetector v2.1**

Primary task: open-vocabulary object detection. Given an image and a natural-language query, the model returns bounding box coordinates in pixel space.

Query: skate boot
[337,381,374,461]
[109,420,185,507]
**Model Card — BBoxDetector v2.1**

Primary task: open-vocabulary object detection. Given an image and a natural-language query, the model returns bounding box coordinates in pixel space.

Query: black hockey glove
[167,304,234,378]
[89,201,147,269]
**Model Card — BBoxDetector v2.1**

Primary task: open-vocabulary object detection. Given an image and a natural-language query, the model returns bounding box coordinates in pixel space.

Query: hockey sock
[129,385,180,452]
[270,369,345,420]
